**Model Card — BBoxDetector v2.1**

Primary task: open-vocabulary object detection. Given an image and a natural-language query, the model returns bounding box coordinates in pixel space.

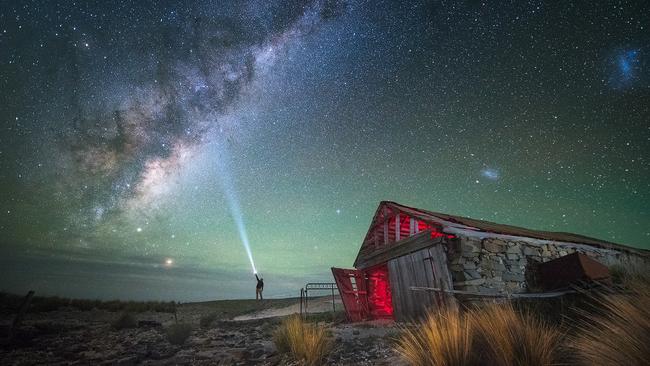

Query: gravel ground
[1,299,405,365]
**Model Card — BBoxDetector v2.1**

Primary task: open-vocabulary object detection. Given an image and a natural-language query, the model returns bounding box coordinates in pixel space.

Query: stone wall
[448,235,649,295]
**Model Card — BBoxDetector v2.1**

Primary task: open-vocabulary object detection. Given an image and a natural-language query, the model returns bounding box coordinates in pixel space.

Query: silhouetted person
[255,273,264,300]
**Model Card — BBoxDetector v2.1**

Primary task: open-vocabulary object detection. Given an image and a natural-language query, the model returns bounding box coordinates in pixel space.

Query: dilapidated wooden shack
[332,201,650,322]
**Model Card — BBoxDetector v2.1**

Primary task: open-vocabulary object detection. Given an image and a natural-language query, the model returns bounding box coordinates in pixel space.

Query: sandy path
[233,295,343,321]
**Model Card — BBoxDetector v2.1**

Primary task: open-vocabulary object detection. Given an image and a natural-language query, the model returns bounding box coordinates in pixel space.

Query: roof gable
[354,201,647,267]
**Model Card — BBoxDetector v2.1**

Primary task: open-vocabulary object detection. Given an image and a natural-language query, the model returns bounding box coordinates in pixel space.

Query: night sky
[1,0,649,301]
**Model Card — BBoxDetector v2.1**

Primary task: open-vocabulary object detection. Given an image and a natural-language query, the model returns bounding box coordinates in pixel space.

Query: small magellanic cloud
[481,168,500,181]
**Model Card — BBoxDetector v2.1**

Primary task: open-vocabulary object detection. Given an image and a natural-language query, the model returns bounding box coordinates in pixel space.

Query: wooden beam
[356,230,443,270]
[409,286,576,298]
[383,209,389,246]
[373,227,378,249]
[395,213,400,242]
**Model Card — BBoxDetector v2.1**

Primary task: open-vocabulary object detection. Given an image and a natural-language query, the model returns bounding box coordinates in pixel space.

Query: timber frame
[355,230,451,270]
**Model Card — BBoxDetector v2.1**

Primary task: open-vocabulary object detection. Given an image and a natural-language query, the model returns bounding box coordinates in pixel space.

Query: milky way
[1,0,649,300]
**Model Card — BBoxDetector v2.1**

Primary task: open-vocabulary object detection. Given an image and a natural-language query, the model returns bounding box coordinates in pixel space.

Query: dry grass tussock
[570,279,650,366]
[273,315,331,366]
[111,312,137,330]
[394,308,474,366]
[470,303,562,366]
[165,323,192,345]
[395,304,562,366]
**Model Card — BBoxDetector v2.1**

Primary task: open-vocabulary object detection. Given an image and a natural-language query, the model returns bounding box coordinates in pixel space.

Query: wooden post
[383,218,389,246]
[395,213,401,241]
[373,228,378,249]
[5,290,35,343]
[331,286,336,313]
[300,288,304,317]
[12,291,34,329]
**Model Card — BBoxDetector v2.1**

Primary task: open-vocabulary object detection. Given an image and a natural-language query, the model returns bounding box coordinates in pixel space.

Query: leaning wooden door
[427,244,457,311]
[388,244,454,321]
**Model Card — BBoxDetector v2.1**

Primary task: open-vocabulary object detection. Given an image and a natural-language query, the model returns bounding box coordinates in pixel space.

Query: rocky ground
[0,298,404,365]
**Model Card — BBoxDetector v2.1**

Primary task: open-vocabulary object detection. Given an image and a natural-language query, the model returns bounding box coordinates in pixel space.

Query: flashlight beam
[214,142,257,274]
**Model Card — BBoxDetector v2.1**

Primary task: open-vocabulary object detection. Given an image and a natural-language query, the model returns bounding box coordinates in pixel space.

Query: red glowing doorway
[365,264,393,319]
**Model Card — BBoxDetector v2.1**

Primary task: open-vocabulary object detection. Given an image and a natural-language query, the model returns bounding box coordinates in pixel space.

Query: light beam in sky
[214,141,258,274]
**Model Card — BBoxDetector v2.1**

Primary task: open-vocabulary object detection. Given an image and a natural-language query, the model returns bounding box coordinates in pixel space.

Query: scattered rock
[115,356,137,365]
[137,320,162,328]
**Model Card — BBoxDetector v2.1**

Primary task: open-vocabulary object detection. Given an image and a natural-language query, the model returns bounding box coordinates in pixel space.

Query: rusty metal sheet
[537,253,611,290]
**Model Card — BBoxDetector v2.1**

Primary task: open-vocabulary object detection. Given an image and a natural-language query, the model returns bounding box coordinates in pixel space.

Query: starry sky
[1,0,649,301]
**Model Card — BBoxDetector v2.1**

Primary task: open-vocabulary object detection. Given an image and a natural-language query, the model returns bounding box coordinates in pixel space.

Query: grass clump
[199,312,219,328]
[273,315,331,366]
[570,280,650,366]
[166,323,193,345]
[394,308,474,366]
[470,303,562,366]
[111,312,137,330]
[395,304,562,366]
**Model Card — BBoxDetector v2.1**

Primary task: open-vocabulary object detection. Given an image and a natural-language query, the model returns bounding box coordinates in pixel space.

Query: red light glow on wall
[365,264,393,319]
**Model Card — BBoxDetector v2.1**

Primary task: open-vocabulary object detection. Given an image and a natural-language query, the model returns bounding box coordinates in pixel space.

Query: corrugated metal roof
[382,201,648,256]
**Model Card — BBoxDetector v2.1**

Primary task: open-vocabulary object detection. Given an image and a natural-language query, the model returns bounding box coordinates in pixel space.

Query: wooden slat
[356,230,442,269]
[383,209,389,247]
[410,286,576,298]
[387,247,445,321]
[429,244,457,310]
[395,213,401,242]
[388,258,403,320]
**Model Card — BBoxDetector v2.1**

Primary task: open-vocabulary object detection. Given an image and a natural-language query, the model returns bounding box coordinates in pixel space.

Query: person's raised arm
[255,274,259,281]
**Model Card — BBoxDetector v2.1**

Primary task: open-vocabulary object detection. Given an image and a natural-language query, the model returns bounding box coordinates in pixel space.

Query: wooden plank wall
[429,244,457,311]
[388,247,437,321]
[388,244,455,321]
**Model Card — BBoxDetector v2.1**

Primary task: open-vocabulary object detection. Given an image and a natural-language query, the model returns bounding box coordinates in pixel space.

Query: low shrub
[166,323,193,345]
[273,315,331,366]
[199,312,219,328]
[111,312,137,330]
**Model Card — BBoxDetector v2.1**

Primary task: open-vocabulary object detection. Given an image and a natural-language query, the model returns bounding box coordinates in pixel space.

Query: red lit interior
[417,220,455,239]
[430,229,455,239]
[365,264,393,319]
[417,220,430,232]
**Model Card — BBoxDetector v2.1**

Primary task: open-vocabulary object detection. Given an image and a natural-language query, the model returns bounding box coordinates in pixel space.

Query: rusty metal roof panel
[537,252,611,290]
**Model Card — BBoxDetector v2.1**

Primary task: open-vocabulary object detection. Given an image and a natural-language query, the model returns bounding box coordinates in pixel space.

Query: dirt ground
[0,297,404,365]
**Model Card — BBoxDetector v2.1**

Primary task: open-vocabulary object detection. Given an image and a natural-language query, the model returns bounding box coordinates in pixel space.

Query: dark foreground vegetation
[1,269,648,365]
[389,268,649,366]
[0,292,177,314]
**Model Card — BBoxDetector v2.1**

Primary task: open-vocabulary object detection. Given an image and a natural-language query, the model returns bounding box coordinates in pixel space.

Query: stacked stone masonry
[448,236,649,295]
